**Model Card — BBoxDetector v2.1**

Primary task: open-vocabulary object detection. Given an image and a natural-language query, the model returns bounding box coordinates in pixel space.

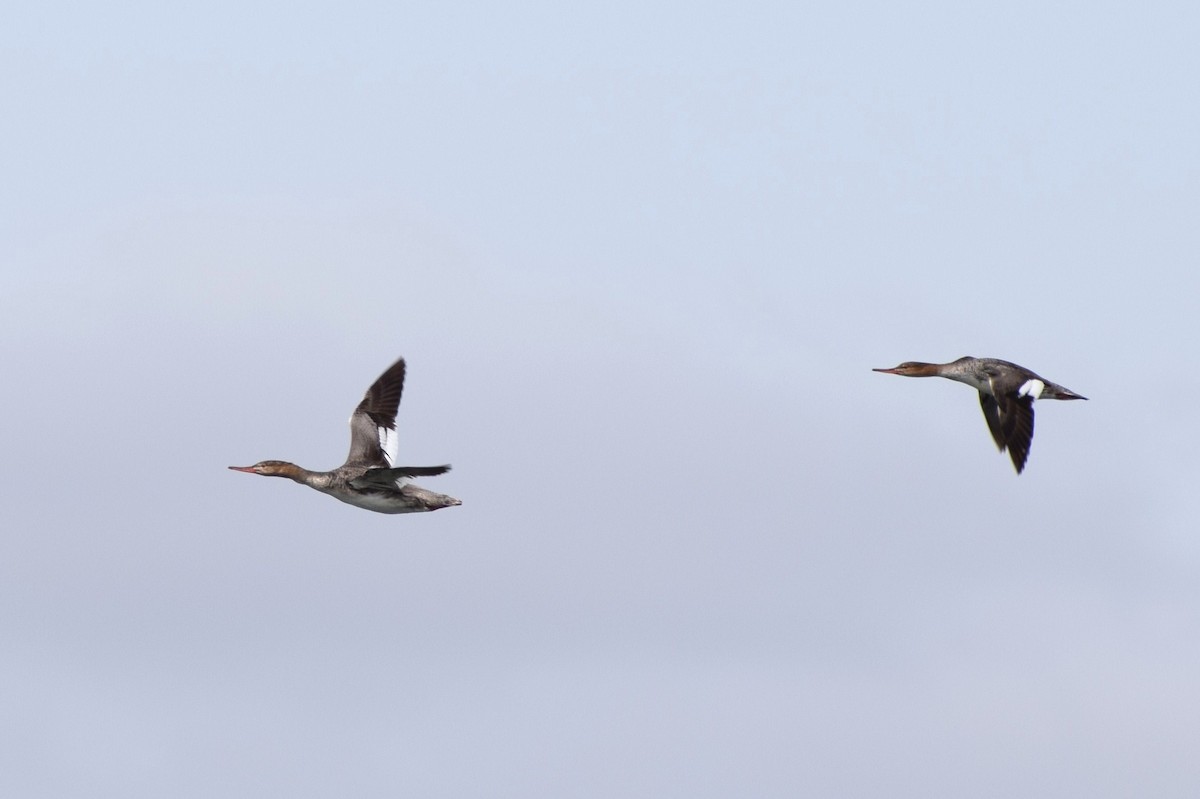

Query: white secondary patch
[1018,379,1045,399]
[378,426,398,465]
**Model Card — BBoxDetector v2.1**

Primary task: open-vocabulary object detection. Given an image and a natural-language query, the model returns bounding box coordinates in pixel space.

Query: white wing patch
[378,426,398,465]
[1018,379,1045,400]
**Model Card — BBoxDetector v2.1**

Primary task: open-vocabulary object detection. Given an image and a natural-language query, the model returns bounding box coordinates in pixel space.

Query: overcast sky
[4,1,1200,796]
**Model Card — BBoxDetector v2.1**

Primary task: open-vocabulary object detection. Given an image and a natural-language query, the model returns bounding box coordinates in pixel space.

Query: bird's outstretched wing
[996,393,1035,474]
[346,358,406,467]
[978,393,1006,451]
[348,465,452,489]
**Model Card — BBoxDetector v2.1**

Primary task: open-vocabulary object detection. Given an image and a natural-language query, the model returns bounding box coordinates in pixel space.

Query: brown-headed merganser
[873,357,1087,474]
[230,357,461,513]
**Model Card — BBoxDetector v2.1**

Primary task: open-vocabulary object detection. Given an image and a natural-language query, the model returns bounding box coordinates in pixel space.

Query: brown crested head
[228,460,298,478]
[872,361,939,377]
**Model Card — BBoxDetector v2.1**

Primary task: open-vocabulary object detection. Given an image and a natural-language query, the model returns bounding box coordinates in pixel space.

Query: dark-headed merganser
[873,357,1087,474]
[230,357,461,513]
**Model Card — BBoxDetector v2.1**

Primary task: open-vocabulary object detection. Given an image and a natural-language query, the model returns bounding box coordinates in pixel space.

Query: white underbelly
[325,489,428,514]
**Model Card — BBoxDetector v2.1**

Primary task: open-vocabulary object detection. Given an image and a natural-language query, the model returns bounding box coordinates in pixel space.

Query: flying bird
[230,357,461,512]
[873,357,1086,474]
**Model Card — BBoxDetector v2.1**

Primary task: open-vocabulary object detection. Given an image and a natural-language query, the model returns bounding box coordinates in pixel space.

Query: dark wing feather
[348,465,452,490]
[346,358,406,466]
[978,393,1006,451]
[997,394,1035,474]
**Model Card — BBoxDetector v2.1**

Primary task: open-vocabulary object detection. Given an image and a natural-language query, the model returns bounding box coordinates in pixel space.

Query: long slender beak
[228,465,257,473]
[873,367,901,374]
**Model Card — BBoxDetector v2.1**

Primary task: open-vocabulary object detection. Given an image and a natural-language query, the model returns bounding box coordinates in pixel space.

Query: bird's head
[228,460,301,479]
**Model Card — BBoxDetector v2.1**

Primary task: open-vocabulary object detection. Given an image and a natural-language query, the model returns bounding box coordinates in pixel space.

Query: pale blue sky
[3,1,1200,796]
